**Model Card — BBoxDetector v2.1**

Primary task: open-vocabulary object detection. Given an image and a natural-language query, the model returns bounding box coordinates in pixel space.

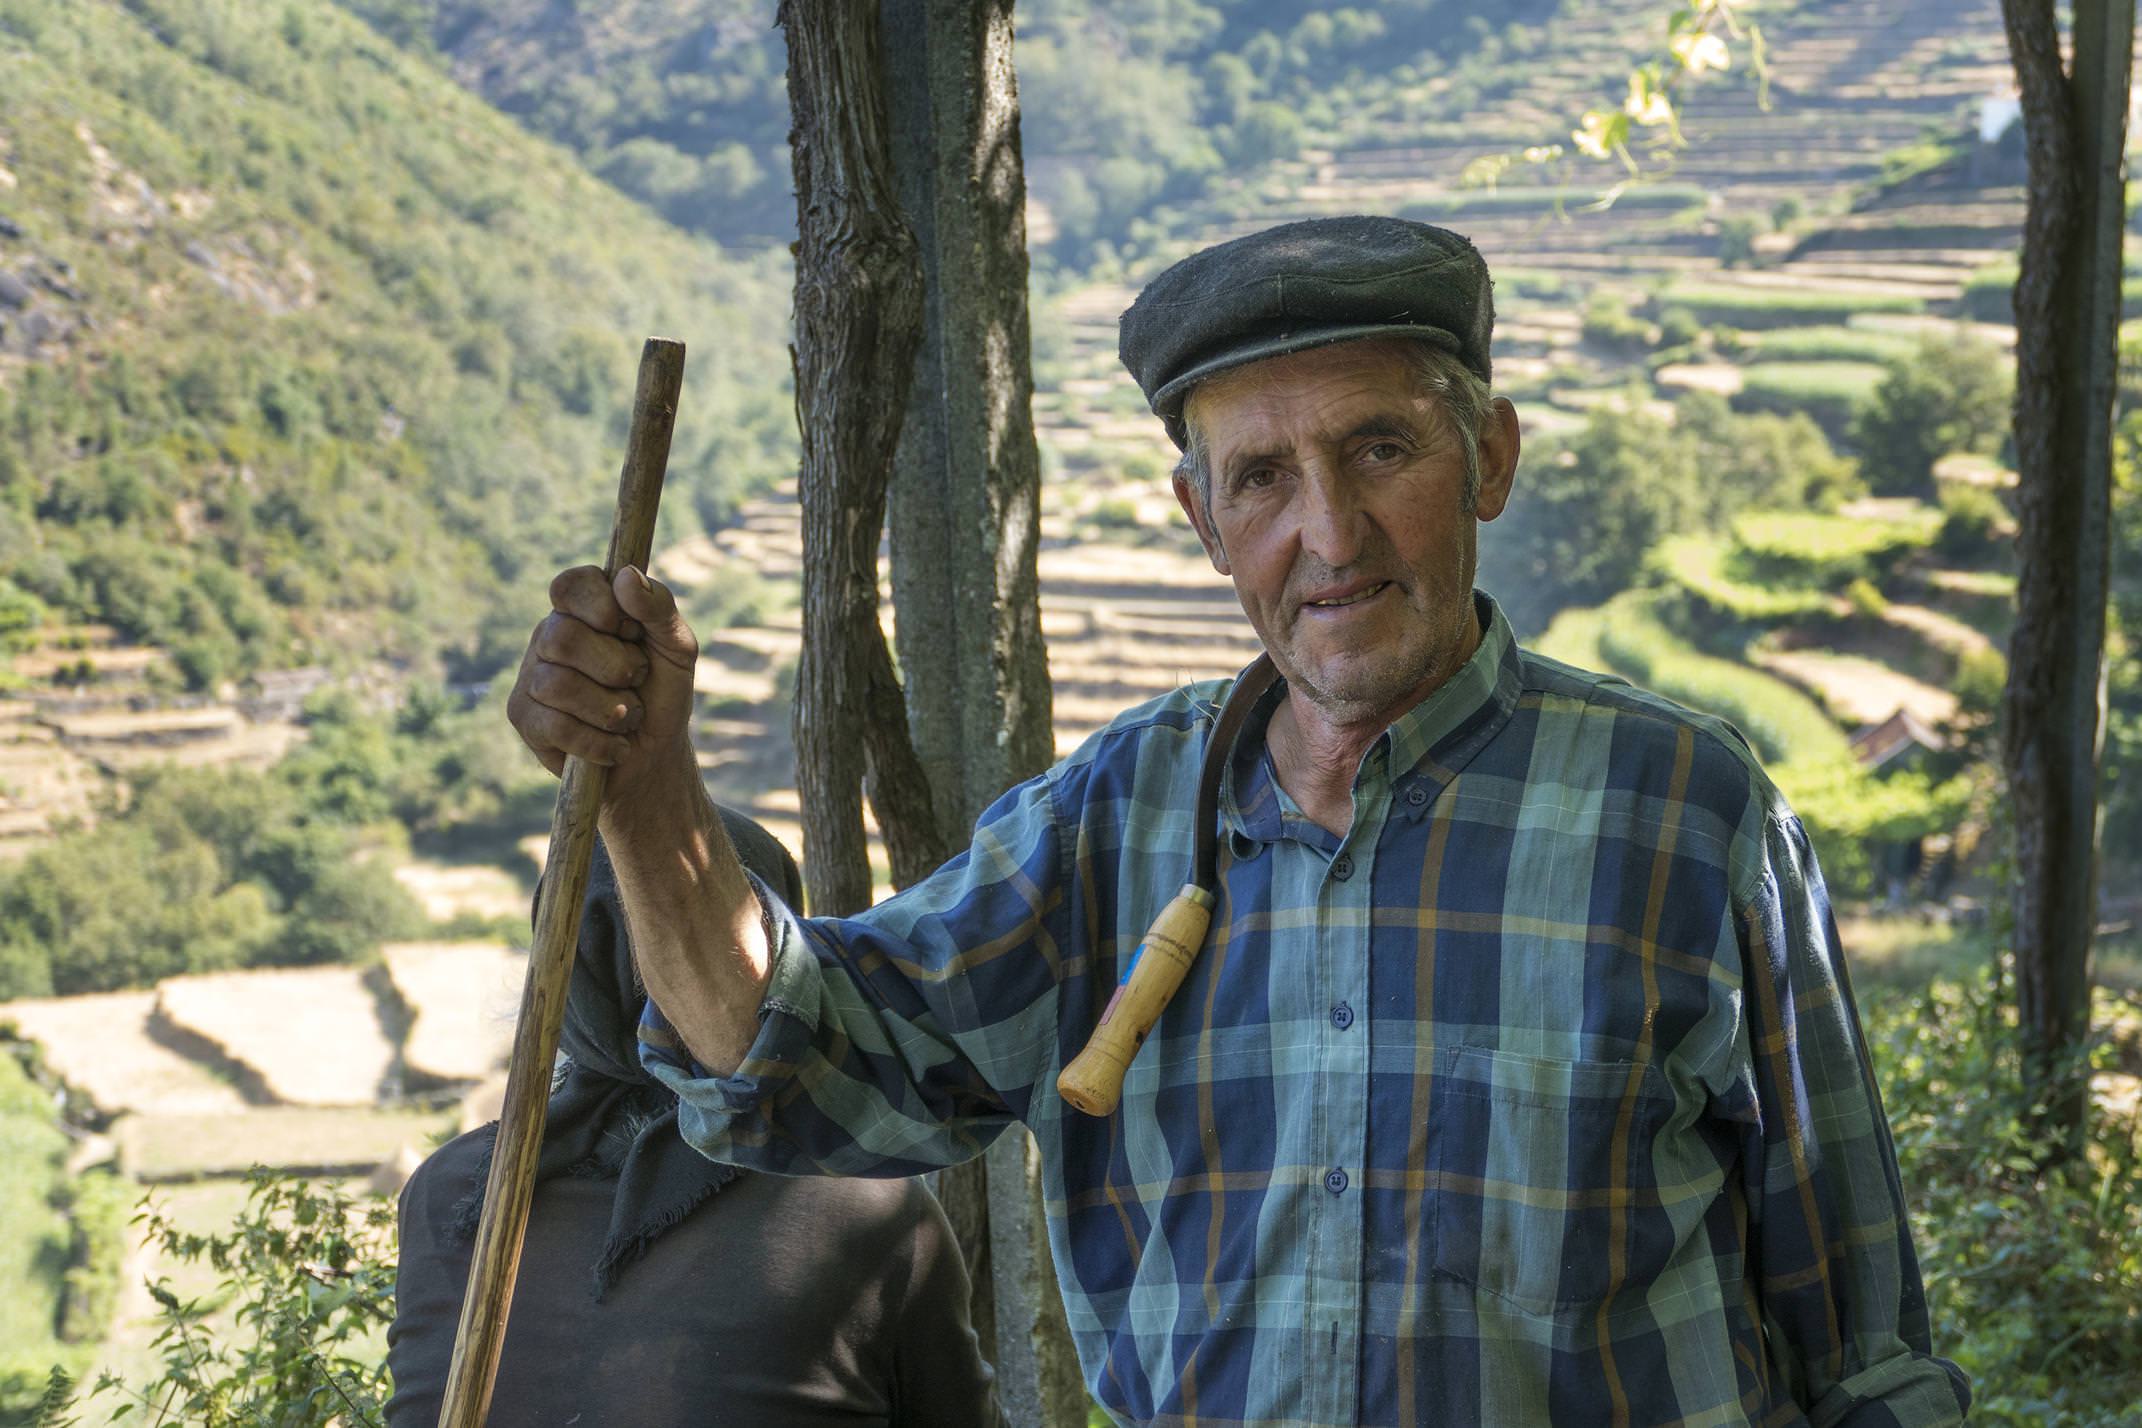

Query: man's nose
[1296,466,1366,568]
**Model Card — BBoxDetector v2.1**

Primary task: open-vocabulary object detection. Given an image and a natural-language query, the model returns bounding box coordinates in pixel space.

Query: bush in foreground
[1868,969,2142,1426]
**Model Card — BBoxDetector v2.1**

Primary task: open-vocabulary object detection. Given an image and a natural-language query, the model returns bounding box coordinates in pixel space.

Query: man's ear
[1173,472,1230,576]
[1473,397,1521,523]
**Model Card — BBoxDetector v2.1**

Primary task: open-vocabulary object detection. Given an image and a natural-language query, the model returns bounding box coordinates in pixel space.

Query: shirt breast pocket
[1427,1045,1678,1316]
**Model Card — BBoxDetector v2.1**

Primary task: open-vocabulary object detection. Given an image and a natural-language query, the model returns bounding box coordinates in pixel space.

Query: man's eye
[1239,468,1276,490]
[1361,441,1404,464]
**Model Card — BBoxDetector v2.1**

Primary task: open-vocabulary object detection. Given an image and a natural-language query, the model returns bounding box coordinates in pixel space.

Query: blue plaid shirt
[644,595,1968,1427]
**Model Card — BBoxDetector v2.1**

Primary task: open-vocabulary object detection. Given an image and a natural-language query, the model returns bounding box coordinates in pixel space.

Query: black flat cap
[1119,215,1495,448]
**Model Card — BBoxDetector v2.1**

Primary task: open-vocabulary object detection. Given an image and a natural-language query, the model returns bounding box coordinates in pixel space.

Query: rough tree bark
[780,0,954,917]
[1997,0,2134,1141]
[879,4,1079,1424]
[785,5,1082,1418]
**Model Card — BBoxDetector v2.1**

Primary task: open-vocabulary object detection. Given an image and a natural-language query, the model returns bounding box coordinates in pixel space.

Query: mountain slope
[0,0,794,685]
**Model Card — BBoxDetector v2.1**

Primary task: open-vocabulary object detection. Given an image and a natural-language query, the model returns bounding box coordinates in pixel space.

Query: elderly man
[508,217,1968,1426]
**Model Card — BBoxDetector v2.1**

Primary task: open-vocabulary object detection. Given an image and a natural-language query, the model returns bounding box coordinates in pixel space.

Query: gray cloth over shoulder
[384,810,1000,1427]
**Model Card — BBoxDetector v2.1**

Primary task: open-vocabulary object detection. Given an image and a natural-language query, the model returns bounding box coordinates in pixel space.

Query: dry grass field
[0,989,251,1118]
[383,940,523,1087]
[155,966,400,1108]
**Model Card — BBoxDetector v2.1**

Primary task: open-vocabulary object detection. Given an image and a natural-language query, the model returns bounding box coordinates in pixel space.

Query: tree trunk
[780,0,953,918]
[879,5,1081,1423]
[1997,0,2133,1143]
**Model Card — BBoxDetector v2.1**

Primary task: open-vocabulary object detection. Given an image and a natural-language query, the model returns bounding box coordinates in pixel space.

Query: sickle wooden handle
[437,338,686,1428]
[1057,882,1214,1116]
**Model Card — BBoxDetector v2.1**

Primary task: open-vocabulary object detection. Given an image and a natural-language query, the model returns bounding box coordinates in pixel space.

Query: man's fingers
[550,565,627,635]
[508,693,633,768]
[531,612,650,690]
[613,566,698,665]
[527,661,645,734]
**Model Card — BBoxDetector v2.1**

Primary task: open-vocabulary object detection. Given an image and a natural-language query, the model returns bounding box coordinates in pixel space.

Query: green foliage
[1483,404,1698,635]
[1961,262,2018,323]
[1869,970,2142,1425]
[1570,589,1971,893]
[1580,291,1652,355]
[1487,397,1863,636]
[0,0,794,686]
[0,762,422,999]
[1746,324,1922,365]
[1730,505,1942,582]
[1588,590,1853,767]
[0,1056,80,1418]
[56,1173,129,1350]
[1733,360,1887,436]
[1953,646,2008,726]
[1715,215,1758,269]
[0,580,46,653]
[77,1172,398,1428]
[1852,334,2016,497]
[1935,481,2012,560]
[1653,535,1836,621]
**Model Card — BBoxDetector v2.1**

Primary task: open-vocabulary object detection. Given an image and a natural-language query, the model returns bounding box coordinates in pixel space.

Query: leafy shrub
[1868,969,2142,1426]
[1716,216,1759,269]
[1954,647,2009,726]
[1853,334,2016,497]
[68,1172,398,1428]
[1936,482,2013,559]
[1581,291,1652,355]
[1655,306,1704,349]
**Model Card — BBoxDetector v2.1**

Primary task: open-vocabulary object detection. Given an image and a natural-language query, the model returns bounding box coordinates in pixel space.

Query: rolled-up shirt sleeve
[1734,812,1970,1425]
[640,769,1075,1178]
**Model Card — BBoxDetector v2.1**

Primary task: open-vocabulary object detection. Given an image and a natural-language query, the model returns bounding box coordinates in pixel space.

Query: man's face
[1173,339,1519,728]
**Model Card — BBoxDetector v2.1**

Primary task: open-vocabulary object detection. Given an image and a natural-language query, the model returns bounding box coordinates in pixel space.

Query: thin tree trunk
[1997,0,2133,1143]
[879,6,1080,1422]
[781,0,953,917]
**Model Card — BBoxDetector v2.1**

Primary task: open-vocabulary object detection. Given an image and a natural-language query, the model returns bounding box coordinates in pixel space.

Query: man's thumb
[613,566,697,661]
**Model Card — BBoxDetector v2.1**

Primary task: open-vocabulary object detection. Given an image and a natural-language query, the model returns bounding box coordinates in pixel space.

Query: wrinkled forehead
[1182,337,1449,456]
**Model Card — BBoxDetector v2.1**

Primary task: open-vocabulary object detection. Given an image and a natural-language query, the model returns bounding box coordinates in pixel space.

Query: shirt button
[1324,1167,1349,1195]
[1406,785,1429,807]
[1330,854,1354,881]
[1330,1002,1354,1030]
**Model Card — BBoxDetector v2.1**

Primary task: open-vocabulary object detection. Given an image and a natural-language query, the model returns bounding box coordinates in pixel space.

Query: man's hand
[507,564,699,812]
[506,564,769,1073]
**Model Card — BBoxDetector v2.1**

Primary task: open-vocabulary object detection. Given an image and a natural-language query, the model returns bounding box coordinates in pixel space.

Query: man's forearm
[599,756,770,1074]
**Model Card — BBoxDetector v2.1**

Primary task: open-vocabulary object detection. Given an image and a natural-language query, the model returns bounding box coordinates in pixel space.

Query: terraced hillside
[1038,0,2025,480]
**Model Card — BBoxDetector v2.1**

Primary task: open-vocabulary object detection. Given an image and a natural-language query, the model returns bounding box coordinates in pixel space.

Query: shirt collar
[1221,591,1523,847]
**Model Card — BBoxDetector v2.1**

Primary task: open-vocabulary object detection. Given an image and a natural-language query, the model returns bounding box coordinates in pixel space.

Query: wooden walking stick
[437,338,686,1428]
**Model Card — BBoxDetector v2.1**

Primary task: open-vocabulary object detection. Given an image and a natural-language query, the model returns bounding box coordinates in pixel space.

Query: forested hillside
[339,0,1564,255]
[0,0,794,689]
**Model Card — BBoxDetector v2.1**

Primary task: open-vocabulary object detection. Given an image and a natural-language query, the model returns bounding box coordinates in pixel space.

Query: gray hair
[1174,342,1493,516]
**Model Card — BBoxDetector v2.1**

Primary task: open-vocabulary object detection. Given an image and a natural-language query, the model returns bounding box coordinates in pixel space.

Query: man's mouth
[1304,581,1391,610]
